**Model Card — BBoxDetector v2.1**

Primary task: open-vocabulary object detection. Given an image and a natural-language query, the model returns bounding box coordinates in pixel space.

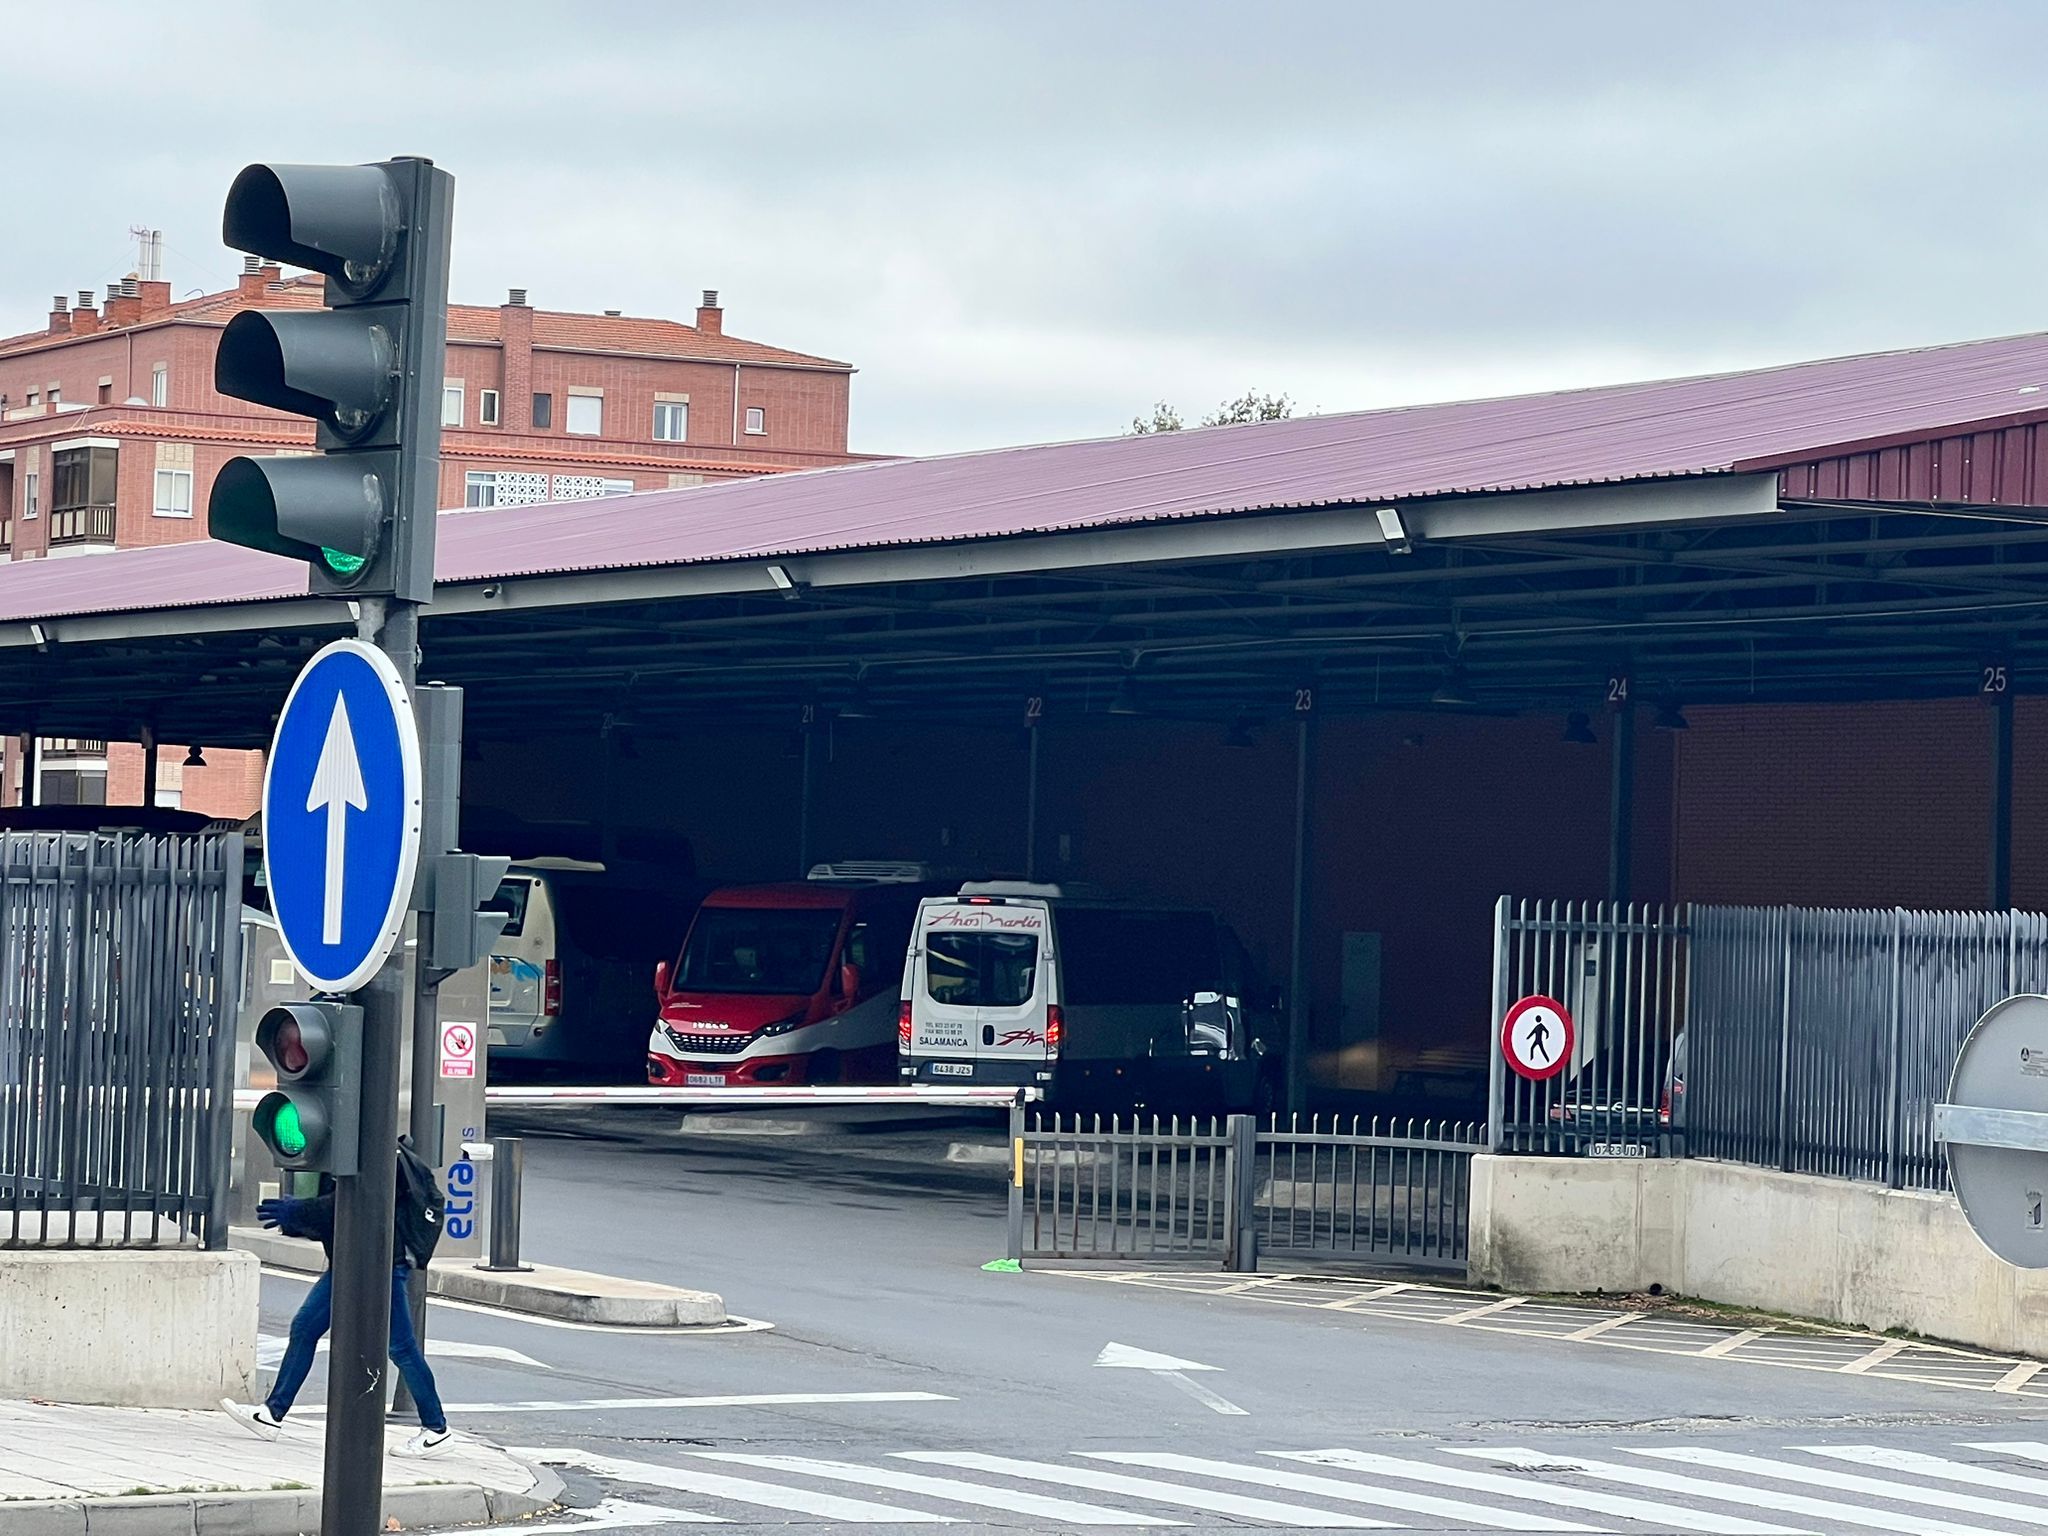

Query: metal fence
[1687,906,2048,1191]
[1255,1115,1481,1270]
[1488,895,2048,1194]
[1488,898,1688,1158]
[0,832,242,1248]
[1006,1108,1479,1271]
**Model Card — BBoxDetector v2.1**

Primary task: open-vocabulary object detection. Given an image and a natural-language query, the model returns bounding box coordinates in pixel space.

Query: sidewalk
[0,1398,561,1535]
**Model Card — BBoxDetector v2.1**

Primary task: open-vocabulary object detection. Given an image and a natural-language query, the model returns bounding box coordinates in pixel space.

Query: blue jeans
[266,1265,447,1432]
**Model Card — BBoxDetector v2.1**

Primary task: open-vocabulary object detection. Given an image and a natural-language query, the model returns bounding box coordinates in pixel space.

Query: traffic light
[429,852,513,973]
[210,158,454,604]
[252,1001,364,1174]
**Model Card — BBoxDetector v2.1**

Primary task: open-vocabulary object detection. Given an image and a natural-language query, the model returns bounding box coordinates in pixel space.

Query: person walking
[222,1140,452,1457]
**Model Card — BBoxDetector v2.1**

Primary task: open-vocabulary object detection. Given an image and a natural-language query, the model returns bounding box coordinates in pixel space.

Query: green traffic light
[257,1093,310,1158]
[272,1101,308,1156]
[320,547,367,577]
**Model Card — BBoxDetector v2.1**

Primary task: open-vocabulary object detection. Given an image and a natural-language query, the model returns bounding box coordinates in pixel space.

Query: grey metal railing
[1006,1107,1479,1271]
[0,832,241,1247]
[1256,1115,1481,1270]
[1488,898,1688,1157]
[1687,905,2048,1191]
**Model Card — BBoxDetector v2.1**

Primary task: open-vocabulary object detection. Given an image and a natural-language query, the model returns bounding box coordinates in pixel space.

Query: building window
[531,392,552,430]
[153,468,193,518]
[151,365,168,407]
[479,389,500,426]
[744,406,766,436]
[97,383,111,405]
[49,446,117,545]
[653,401,688,442]
[47,385,60,406]
[24,471,38,519]
[442,385,463,428]
[465,471,497,508]
[566,393,603,436]
[25,390,37,409]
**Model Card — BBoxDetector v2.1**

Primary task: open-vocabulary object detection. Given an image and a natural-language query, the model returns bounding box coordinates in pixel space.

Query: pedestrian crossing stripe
[516,1439,2048,1530]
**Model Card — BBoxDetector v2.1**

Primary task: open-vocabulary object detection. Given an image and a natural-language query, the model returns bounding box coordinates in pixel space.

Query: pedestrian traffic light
[209,158,454,604]
[253,1001,364,1174]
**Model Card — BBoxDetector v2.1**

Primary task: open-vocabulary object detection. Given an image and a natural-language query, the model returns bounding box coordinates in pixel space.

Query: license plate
[486,1027,508,1047]
[929,1062,973,1078]
[1588,1142,1646,1159]
[686,1073,726,1087]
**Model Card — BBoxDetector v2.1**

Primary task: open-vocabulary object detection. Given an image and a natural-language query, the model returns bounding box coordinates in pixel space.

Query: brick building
[0,255,862,812]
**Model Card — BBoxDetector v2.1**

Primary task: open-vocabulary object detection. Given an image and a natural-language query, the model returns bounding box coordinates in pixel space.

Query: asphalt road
[254,1110,2048,1533]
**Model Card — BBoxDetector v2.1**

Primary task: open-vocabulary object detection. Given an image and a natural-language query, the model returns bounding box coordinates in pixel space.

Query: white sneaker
[395,1426,453,1458]
[221,1399,284,1440]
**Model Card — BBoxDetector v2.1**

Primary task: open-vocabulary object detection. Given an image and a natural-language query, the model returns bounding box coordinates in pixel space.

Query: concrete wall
[0,1247,258,1408]
[1470,1154,2048,1358]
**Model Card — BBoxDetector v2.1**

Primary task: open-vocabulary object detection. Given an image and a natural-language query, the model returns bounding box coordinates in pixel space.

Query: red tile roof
[0,275,850,371]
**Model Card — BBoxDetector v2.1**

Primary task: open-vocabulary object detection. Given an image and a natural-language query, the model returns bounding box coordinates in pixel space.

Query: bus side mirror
[654,960,670,999]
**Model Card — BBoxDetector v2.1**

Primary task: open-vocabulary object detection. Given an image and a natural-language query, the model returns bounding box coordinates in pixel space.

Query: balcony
[48,502,115,547]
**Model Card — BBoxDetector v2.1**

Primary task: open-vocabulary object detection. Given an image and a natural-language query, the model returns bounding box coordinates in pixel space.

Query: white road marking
[433,1391,954,1413]
[1095,1341,1248,1415]
[1277,1450,1804,1535]
[1836,1340,1912,1374]
[257,1334,550,1370]
[446,1496,725,1532]
[1994,1361,2046,1392]
[543,1449,953,1522]
[1637,1445,2048,1527]
[1094,1343,1221,1371]
[1461,1447,2006,1536]
[1560,1312,1643,1341]
[1803,1445,2048,1500]
[896,1452,1387,1528]
[698,1452,1181,1525]
[1966,1439,2048,1464]
[1698,1326,1775,1357]
[1438,1296,1530,1325]
[1088,1451,1597,1531]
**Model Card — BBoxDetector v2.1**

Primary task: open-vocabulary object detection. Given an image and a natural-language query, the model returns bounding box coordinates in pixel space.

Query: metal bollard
[478,1135,532,1272]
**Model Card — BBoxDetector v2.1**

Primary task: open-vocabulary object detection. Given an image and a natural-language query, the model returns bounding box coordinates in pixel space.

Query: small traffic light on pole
[252,1001,364,1174]
[209,159,454,603]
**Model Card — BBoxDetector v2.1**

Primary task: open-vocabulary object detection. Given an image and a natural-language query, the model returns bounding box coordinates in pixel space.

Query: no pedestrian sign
[440,1020,478,1080]
[1502,995,1574,1081]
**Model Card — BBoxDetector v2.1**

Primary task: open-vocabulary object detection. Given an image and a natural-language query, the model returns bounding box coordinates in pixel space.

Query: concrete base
[1470,1154,2048,1358]
[232,1227,727,1327]
[0,1248,258,1409]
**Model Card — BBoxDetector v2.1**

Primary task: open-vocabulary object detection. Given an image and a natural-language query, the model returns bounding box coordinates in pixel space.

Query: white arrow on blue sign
[263,638,423,994]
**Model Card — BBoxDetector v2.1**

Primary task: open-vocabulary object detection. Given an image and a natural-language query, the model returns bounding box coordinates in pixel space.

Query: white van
[897,882,1280,1111]
[486,859,702,1080]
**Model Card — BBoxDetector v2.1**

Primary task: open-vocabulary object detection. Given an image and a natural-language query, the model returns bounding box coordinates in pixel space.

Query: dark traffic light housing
[253,1000,364,1174]
[210,159,454,604]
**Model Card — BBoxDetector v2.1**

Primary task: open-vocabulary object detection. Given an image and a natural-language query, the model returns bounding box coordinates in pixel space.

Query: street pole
[323,600,416,1536]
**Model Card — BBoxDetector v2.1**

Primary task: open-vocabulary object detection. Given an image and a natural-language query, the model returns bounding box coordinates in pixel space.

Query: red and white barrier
[235,1084,1035,1112]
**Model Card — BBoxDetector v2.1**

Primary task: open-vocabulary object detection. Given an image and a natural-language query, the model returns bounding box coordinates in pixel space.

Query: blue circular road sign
[263,639,422,993]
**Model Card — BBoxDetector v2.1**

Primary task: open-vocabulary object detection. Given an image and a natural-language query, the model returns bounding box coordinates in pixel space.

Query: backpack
[394,1137,447,1269]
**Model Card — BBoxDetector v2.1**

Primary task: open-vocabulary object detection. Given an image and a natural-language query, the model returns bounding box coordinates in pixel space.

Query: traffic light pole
[323,600,416,1536]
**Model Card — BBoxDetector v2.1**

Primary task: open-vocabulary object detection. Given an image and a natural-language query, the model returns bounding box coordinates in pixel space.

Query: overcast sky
[11,2,2044,455]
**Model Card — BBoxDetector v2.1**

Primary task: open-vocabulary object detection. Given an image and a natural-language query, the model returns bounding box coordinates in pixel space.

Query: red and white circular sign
[1501,995,1574,1081]
[440,1020,478,1080]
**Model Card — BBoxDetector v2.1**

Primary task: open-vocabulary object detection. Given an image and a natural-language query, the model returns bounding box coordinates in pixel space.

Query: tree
[1129,401,1185,434]
[1128,391,1294,434]
[1203,390,1293,427]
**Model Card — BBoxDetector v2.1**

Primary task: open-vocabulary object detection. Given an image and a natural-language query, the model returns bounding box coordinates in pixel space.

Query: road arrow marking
[1095,1341,1248,1415]
[307,691,368,945]
[258,1334,551,1370]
